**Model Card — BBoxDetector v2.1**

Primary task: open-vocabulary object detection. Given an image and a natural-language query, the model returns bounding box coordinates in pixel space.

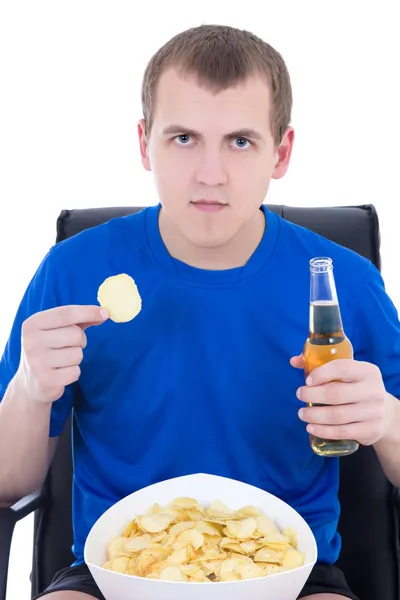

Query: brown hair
[141,24,293,147]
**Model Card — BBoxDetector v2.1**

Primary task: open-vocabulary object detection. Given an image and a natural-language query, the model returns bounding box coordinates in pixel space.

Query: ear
[272,127,295,180]
[138,119,151,172]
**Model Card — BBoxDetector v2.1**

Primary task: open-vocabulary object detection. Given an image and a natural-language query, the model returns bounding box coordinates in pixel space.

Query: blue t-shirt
[1,204,400,565]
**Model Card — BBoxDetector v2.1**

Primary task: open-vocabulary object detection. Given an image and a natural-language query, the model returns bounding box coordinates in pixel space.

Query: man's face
[139,68,294,249]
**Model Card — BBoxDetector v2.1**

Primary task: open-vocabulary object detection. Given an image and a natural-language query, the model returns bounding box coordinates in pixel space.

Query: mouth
[191,200,228,213]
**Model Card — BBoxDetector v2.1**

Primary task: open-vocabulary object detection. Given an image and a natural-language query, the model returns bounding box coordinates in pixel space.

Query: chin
[185,231,233,249]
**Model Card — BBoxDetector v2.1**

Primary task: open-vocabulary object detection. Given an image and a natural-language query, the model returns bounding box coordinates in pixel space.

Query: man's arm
[292,260,400,487]
[0,376,57,504]
[0,304,108,504]
[373,392,400,488]
[292,356,400,488]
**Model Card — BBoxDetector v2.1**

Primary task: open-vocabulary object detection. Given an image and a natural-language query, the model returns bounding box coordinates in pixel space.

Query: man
[1,24,400,600]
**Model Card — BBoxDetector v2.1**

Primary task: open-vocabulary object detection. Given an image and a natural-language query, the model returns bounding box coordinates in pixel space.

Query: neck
[158,207,266,270]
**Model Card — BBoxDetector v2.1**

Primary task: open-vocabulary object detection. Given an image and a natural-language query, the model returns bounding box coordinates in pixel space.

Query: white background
[1,1,399,598]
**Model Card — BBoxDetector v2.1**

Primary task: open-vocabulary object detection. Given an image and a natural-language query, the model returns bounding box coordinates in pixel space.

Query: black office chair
[1,204,399,600]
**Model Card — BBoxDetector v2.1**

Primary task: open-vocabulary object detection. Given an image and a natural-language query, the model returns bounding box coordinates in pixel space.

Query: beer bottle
[303,257,359,457]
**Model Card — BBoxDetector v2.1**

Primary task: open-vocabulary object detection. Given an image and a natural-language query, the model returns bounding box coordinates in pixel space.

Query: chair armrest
[395,487,400,539]
[0,489,45,600]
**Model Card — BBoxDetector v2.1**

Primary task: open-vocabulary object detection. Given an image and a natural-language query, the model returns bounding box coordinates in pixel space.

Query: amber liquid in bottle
[302,258,359,457]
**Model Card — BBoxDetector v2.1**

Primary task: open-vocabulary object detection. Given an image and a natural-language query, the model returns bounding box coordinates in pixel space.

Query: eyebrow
[161,124,264,141]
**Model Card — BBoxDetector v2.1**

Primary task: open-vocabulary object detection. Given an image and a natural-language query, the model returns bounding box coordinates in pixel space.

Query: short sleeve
[0,248,75,437]
[352,262,400,400]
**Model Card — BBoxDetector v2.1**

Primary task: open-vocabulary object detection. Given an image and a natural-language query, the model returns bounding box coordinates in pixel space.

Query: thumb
[290,354,305,369]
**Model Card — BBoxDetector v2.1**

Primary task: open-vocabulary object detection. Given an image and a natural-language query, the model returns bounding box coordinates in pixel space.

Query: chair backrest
[32,204,400,600]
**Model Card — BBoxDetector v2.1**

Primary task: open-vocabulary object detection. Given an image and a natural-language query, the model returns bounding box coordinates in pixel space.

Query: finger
[54,365,81,387]
[39,305,108,330]
[45,347,84,368]
[290,355,305,369]
[81,318,108,331]
[306,359,371,386]
[299,401,381,426]
[304,421,374,443]
[42,326,88,349]
[297,381,372,406]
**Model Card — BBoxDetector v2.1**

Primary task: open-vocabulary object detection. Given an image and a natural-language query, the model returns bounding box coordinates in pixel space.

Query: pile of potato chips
[103,497,305,583]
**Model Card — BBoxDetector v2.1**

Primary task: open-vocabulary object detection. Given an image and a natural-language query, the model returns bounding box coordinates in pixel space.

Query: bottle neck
[309,301,344,336]
[310,268,338,304]
[309,265,344,336]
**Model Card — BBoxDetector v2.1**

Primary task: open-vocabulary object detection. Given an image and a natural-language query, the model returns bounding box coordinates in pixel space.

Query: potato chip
[97,273,142,323]
[196,521,221,536]
[122,519,137,538]
[202,559,224,575]
[229,554,254,565]
[127,557,138,576]
[137,551,157,576]
[263,563,285,576]
[235,505,261,518]
[107,536,127,560]
[171,497,201,511]
[205,500,235,519]
[222,571,241,582]
[187,544,198,561]
[282,526,298,548]
[219,538,244,554]
[238,561,266,579]
[103,496,304,582]
[226,517,257,540]
[144,502,162,515]
[254,546,286,564]
[138,545,171,576]
[168,521,196,537]
[185,509,205,521]
[202,534,221,549]
[166,547,189,565]
[198,547,227,561]
[260,532,290,545]
[149,531,168,543]
[219,558,240,581]
[111,556,130,573]
[188,568,208,582]
[239,540,260,554]
[139,513,173,533]
[180,563,202,575]
[281,546,305,570]
[159,565,188,581]
[203,518,231,526]
[162,506,189,523]
[220,556,255,581]
[175,528,204,550]
[255,514,280,537]
[122,534,152,553]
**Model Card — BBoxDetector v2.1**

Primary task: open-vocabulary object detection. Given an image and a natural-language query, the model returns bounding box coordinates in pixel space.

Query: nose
[195,148,228,187]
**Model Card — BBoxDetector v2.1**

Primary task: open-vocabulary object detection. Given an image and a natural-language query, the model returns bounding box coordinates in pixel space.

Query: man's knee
[36,592,99,600]
[301,594,352,600]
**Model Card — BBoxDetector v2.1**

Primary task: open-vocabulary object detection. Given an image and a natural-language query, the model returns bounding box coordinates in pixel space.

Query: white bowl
[85,473,317,600]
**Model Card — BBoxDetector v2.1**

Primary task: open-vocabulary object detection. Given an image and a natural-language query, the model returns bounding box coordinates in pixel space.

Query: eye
[174,134,193,145]
[233,137,252,149]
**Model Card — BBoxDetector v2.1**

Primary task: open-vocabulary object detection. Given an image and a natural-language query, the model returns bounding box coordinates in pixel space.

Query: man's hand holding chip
[15,305,108,404]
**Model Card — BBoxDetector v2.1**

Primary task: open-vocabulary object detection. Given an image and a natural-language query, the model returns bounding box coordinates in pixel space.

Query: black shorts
[33,561,359,600]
